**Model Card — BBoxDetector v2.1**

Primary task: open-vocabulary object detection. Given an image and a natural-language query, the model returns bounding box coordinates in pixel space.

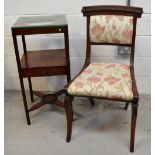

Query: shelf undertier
[21,49,67,68]
[20,49,68,77]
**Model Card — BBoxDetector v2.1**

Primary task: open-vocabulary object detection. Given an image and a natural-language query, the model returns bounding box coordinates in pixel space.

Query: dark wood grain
[21,49,67,69]
[12,26,66,35]
[81,5,143,17]
[12,16,71,126]
[21,35,34,102]
[65,95,73,142]
[130,102,138,152]
[64,26,71,82]
[20,49,68,77]
[91,42,132,47]
[130,65,139,98]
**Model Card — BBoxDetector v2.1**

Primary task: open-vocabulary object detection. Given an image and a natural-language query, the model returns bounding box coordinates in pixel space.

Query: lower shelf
[21,49,67,68]
[20,49,69,77]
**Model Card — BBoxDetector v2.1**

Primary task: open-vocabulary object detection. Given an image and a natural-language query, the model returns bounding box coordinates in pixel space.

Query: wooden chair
[64,5,143,152]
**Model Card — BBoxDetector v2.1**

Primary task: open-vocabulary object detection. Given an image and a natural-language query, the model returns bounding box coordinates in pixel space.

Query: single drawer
[21,66,68,78]
[12,26,66,35]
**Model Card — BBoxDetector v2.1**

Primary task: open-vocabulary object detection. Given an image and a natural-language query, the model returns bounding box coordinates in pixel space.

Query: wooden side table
[11,15,71,125]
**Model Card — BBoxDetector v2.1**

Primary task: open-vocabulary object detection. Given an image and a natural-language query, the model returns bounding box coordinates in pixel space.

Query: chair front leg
[130,100,138,152]
[65,95,73,142]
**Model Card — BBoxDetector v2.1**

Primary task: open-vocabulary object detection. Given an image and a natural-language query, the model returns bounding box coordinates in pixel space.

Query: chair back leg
[89,98,95,106]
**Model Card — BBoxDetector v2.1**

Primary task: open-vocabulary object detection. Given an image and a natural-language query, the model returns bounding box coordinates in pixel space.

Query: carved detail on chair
[81,5,143,18]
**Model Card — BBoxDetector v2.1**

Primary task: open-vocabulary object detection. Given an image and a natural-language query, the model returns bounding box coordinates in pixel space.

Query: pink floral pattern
[87,77,101,83]
[67,63,133,100]
[91,23,105,40]
[90,15,133,44]
[122,29,133,40]
[75,82,84,88]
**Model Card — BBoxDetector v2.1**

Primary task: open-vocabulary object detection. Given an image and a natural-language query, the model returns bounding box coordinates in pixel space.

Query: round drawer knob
[43,69,46,75]
[59,29,61,32]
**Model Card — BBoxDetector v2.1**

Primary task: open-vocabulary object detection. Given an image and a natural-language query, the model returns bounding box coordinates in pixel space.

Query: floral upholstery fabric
[90,15,133,44]
[67,63,133,100]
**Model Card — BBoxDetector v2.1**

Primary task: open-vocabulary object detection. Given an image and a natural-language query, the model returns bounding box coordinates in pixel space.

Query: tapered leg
[28,77,34,102]
[65,95,73,142]
[130,102,138,152]
[19,77,31,125]
[89,98,95,106]
[72,111,74,121]
[125,102,130,110]
[72,97,74,121]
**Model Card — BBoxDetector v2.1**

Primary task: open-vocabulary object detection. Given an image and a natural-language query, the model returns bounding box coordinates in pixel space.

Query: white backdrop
[4,0,151,94]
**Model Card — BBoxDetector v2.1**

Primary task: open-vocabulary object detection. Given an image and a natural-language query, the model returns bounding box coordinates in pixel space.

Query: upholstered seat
[67,63,133,100]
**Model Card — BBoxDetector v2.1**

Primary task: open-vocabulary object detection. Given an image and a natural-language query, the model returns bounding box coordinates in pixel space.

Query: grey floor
[5,91,150,155]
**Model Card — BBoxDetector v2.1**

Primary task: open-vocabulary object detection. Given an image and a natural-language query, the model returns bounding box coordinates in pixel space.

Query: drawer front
[21,67,68,77]
[12,26,66,35]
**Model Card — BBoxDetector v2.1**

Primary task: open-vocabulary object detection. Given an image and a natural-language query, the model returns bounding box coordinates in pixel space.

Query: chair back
[81,5,143,65]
